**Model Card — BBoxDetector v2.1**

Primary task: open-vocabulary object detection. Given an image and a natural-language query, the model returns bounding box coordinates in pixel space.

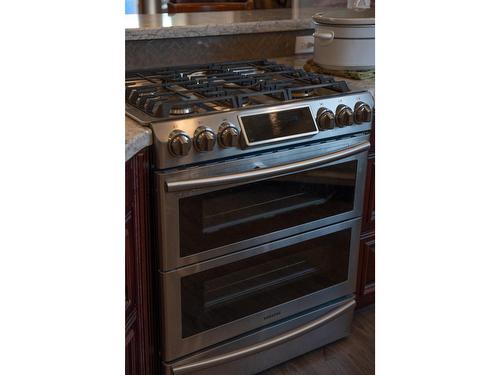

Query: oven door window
[180,228,351,338]
[179,160,357,257]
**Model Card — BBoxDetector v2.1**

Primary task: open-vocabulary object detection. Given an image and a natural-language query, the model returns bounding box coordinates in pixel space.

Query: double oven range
[126,60,374,375]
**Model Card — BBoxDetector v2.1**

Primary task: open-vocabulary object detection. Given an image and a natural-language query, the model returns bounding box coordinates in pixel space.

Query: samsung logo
[263,311,281,320]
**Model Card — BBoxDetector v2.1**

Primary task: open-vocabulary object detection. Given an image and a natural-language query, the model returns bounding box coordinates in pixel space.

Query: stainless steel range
[126,60,374,375]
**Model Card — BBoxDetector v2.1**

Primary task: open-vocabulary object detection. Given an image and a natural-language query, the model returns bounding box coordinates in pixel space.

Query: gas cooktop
[125,59,373,170]
[125,59,350,122]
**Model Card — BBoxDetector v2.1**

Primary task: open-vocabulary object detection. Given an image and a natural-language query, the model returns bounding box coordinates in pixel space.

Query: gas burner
[170,104,195,115]
[240,97,251,107]
[232,67,265,76]
[126,59,350,120]
[185,70,211,81]
[223,82,245,89]
[291,88,317,98]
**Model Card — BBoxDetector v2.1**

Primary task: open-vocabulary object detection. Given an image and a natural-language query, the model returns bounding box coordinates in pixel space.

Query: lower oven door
[160,217,361,361]
[156,135,369,270]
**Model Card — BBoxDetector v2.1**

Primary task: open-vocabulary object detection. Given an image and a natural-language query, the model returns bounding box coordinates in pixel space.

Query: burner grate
[125,59,350,119]
[149,95,238,118]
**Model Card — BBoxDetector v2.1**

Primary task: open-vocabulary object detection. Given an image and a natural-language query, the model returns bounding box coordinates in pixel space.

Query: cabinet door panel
[356,232,375,308]
[125,212,136,319]
[126,325,138,375]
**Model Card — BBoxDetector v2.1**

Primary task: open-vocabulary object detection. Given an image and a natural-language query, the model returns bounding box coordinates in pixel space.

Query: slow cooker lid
[313,8,375,26]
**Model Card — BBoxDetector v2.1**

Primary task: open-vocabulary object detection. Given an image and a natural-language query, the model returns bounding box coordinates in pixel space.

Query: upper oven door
[156,134,370,271]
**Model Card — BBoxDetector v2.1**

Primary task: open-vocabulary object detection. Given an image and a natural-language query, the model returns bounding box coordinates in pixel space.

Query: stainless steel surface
[291,89,316,98]
[168,130,192,157]
[170,105,195,116]
[165,141,369,192]
[142,0,161,14]
[127,60,374,372]
[354,101,372,124]
[145,91,373,170]
[156,134,369,270]
[217,122,240,148]
[193,126,216,152]
[163,296,355,375]
[316,107,335,130]
[171,299,356,374]
[160,219,361,361]
[336,104,354,127]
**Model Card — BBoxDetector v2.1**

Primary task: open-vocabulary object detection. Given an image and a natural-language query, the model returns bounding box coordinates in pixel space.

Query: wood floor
[261,305,375,375]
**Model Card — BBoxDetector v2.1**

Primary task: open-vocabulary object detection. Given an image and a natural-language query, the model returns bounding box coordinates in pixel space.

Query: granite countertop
[125,54,375,161]
[126,116,152,161]
[126,7,327,40]
[272,55,375,98]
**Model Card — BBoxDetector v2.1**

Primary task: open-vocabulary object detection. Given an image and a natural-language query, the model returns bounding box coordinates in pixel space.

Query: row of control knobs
[168,122,239,157]
[316,102,372,130]
[168,102,372,157]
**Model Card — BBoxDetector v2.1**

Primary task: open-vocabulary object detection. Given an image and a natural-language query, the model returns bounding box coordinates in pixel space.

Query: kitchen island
[126,7,325,40]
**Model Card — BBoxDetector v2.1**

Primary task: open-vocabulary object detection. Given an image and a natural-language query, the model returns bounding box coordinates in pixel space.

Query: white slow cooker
[312,8,375,70]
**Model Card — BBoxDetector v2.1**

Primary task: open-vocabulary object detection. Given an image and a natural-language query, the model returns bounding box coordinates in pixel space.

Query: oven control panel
[150,91,374,169]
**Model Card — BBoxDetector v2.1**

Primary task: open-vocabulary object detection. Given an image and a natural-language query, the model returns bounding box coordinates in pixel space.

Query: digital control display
[240,107,317,146]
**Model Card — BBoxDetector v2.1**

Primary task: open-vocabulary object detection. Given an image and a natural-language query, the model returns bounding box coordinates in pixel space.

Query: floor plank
[260,305,375,375]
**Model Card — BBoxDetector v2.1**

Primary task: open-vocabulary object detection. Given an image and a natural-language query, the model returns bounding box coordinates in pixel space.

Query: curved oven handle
[171,299,356,375]
[165,141,370,192]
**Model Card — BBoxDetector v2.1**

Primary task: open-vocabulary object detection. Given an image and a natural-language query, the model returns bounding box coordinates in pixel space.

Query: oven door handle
[165,140,370,192]
[171,299,356,375]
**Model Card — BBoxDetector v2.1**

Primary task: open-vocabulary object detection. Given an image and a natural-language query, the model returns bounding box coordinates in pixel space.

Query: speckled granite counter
[125,54,374,161]
[126,116,152,161]
[272,55,375,98]
[126,7,332,40]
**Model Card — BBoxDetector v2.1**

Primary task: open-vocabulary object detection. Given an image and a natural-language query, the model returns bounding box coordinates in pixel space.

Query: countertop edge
[126,117,152,162]
[125,19,314,40]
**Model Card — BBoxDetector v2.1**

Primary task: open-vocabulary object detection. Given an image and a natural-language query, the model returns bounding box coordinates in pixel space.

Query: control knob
[336,105,354,127]
[218,122,240,148]
[316,107,335,130]
[354,102,373,124]
[168,129,192,157]
[193,126,216,152]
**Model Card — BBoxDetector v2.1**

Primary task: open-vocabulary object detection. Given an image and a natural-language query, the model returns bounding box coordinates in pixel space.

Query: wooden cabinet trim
[125,149,156,375]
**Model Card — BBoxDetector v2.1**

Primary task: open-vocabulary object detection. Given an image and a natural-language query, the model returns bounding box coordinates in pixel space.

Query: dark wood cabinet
[126,322,139,375]
[356,231,375,308]
[126,212,137,320]
[362,157,375,233]
[356,117,375,309]
[125,149,156,375]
